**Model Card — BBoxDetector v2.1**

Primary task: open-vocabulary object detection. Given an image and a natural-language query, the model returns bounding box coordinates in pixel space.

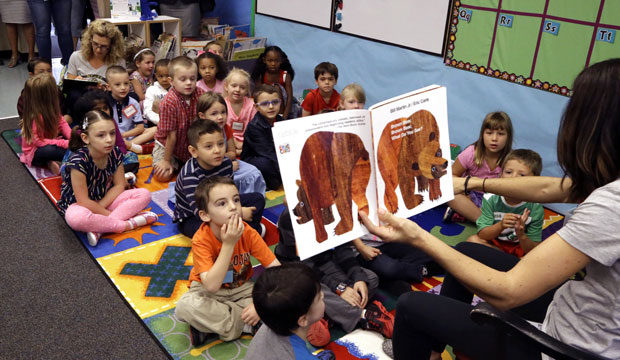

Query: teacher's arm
[360,209,590,310]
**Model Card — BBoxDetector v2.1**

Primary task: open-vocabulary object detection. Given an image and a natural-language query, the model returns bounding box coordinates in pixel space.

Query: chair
[469,302,609,360]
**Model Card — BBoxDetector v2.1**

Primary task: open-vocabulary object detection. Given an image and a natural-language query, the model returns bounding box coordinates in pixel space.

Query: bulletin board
[255,0,333,30]
[444,0,620,96]
[334,0,452,56]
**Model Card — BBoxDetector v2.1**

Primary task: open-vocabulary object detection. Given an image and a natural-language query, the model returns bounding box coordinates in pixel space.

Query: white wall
[255,14,574,213]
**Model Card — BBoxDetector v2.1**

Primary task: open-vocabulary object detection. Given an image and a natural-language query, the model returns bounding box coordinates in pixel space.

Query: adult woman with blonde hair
[66,19,125,83]
[361,58,620,359]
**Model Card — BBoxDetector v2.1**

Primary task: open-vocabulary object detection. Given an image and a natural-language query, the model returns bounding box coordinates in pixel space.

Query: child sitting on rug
[143,59,171,126]
[197,91,266,195]
[301,62,340,116]
[71,89,140,174]
[275,209,395,346]
[241,84,283,191]
[467,149,544,257]
[224,68,257,156]
[105,65,156,154]
[129,48,155,102]
[56,110,158,247]
[153,56,205,182]
[17,57,70,125]
[247,262,335,360]
[19,73,72,175]
[251,46,296,119]
[196,51,228,94]
[174,176,280,346]
[173,119,265,238]
[338,83,366,110]
[203,40,224,58]
[444,111,513,223]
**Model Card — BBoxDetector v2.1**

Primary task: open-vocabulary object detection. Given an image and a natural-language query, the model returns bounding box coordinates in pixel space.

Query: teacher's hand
[359,209,422,246]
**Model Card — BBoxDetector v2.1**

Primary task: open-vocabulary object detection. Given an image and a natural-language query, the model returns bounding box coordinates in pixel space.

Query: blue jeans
[27,0,73,64]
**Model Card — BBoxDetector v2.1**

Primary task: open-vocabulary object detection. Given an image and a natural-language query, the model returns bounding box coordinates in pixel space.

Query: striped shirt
[154,86,205,163]
[57,146,124,215]
[173,156,234,222]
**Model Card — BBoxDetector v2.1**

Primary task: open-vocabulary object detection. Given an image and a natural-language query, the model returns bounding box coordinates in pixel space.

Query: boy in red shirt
[175,176,280,346]
[153,56,205,182]
[301,62,340,116]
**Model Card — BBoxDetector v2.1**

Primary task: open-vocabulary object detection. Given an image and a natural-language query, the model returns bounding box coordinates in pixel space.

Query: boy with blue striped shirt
[173,119,265,238]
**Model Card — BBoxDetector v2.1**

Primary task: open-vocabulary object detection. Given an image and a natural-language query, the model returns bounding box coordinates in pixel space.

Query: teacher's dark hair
[557,58,620,202]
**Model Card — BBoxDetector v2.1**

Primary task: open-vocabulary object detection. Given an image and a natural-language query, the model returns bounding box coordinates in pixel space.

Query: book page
[273,110,378,260]
[369,86,454,219]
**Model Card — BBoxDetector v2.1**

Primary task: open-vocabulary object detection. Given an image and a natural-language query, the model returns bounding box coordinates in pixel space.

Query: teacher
[360,58,620,360]
[66,19,125,83]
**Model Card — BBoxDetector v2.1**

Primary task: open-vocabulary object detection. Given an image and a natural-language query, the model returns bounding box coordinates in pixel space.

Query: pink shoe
[127,211,158,229]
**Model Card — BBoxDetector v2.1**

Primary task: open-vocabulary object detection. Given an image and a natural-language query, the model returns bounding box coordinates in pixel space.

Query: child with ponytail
[20,73,72,175]
[57,110,158,247]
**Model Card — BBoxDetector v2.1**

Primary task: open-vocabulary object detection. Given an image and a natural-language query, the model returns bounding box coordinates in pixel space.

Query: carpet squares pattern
[3,129,565,359]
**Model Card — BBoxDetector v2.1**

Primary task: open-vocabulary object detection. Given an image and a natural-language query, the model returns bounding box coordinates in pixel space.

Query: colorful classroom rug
[3,129,564,360]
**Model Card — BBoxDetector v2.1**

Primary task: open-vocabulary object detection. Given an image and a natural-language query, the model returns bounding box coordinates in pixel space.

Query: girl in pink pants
[57,110,158,246]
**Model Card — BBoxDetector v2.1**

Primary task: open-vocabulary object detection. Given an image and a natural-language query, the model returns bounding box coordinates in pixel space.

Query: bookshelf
[102,15,182,57]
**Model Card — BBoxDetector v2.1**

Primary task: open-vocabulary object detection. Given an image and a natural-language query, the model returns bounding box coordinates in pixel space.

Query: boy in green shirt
[467,149,544,257]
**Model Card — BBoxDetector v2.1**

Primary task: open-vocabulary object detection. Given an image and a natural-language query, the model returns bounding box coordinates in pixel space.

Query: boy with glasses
[240,84,284,190]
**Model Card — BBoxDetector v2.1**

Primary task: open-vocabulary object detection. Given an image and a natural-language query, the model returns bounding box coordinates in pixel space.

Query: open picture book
[273,85,454,259]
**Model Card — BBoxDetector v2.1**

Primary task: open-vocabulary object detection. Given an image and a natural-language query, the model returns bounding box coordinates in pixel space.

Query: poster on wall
[273,86,453,260]
[444,0,620,96]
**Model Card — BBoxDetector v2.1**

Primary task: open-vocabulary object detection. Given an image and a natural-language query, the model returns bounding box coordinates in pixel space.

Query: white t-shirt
[143,81,170,125]
[542,178,620,359]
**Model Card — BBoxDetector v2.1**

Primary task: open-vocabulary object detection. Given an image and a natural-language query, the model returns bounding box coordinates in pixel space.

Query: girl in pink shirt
[20,74,72,175]
[196,51,228,94]
[445,111,513,223]
[224,68,257,156]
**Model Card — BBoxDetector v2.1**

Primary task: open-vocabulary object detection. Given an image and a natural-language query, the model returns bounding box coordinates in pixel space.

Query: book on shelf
[152,32,176,61]
[272,85,453,259]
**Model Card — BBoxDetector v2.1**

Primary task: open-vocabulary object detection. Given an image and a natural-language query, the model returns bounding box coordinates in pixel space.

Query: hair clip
[133,48,152,61]
[196,50,205,57]
[207,49,217,55]
[82,117,89,130]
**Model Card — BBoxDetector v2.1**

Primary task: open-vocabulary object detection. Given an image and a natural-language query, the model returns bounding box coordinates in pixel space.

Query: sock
[242,323,254,334]
[130,143,143,153]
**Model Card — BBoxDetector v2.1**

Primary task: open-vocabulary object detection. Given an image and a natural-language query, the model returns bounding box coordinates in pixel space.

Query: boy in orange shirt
[175,176,280,346]
[301,62,340,116]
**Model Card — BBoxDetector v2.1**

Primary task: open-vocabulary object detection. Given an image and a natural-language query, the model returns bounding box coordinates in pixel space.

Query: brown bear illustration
[293,131,371,243]
[377,109,448,213]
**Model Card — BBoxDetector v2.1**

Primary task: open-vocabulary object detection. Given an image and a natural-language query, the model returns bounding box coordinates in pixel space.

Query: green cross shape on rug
[120,246,192,298]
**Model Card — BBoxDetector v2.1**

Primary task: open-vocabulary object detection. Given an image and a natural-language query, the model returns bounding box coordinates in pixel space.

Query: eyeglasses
[257,99,281,108]
[91,40,110,51]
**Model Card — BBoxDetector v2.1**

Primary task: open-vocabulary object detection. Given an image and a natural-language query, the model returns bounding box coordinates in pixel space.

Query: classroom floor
[0,65,169,358]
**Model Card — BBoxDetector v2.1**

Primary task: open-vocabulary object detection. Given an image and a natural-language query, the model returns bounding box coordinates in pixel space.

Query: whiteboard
[336,0,452,55]
[256,0,333,30]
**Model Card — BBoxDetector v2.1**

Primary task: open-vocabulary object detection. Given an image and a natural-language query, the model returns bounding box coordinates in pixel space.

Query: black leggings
[393,242,558,360]
[32,145,67,166]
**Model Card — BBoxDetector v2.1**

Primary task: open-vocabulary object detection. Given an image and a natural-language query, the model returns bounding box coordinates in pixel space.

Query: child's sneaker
[443,207,465,223]
[382,339,394,359]
[141,142,155,154]
[307,318,331,347]
[86,232,101,246]
[124,172,137,186]
[127,211,158,229]
[362,300,394,338]
[189,325,216,347]
[260,223,266,238]
[443,207,455,223]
